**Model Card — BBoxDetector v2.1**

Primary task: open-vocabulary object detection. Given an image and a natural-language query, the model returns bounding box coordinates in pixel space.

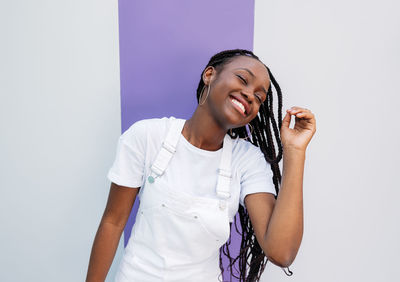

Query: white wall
[2,1,399,281]
[254,0,399,281]
[0,1,123,281]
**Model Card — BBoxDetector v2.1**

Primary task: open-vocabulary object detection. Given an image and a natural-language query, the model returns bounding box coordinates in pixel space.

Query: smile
[230,97,247,117]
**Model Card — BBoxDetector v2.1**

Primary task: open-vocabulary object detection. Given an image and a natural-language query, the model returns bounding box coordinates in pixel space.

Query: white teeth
[231,98,245,114]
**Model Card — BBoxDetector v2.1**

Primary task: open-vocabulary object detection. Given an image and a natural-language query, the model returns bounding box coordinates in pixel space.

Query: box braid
[196,49,293,281]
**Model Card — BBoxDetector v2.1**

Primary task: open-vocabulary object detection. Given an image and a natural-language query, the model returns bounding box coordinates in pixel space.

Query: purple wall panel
[118,0,255,279]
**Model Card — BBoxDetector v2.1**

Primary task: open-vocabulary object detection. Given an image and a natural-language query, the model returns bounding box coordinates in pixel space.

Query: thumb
[281,111,291,129]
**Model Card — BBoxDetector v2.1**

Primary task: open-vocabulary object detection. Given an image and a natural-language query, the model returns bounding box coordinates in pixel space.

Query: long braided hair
[196,49,293,281]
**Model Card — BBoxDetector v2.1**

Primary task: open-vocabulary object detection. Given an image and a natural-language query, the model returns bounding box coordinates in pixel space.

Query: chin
[225,113,248,129]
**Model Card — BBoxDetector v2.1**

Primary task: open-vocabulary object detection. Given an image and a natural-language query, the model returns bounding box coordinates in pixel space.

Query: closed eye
[237,75,263,103]
[255,94,262,103]
[237,75,247,85]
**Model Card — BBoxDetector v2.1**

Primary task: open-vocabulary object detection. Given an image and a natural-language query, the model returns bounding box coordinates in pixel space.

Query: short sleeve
[106,120,147,188]
[239,146,276,207]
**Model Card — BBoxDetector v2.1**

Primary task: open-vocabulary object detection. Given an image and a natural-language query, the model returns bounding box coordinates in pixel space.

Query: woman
[86,49,317,282]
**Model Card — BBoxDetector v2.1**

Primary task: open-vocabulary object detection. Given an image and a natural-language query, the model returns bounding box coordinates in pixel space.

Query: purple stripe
[118,0,254,279]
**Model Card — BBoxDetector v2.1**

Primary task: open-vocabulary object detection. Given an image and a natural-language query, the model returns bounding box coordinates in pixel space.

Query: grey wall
[254,0,400,281]
[0,1,123,281]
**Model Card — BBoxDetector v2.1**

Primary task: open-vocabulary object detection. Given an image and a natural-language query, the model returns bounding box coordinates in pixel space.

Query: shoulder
[121,116,182,145]
[232,137,265,161]
[231,137,271,177]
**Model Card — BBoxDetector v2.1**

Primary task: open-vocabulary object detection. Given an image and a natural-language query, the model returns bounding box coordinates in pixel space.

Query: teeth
[231,98,245,114]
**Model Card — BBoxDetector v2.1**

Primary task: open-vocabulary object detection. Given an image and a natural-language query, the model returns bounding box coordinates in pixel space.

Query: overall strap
[148,117,185,183]
[148,116,234,211]
[216,134,233,206]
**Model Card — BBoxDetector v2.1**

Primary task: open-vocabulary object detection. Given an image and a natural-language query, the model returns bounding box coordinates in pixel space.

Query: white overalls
[115,117,234,282]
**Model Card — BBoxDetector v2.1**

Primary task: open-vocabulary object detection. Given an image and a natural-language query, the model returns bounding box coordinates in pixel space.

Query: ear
[202,66,215,86]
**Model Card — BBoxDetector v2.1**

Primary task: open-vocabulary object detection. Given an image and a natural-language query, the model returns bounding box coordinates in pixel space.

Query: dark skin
[86,56,316,281]
[182,56,271,151]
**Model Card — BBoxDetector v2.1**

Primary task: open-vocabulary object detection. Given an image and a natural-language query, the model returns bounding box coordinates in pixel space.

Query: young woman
[86,49,316,282]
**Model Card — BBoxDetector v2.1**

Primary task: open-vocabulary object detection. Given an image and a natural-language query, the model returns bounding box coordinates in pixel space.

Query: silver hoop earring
[199,84,210,105]
[241,123,253,140]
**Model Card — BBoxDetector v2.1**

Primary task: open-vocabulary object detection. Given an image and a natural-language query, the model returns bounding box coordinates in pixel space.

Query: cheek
[250,106,261,119]
[209,84,231,104]
[214,77,237,93]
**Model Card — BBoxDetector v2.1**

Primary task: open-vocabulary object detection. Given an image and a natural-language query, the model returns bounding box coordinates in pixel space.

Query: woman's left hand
[280,106,317,152]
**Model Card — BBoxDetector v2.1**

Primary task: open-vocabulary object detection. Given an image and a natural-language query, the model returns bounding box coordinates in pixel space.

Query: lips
[229,94,250,116]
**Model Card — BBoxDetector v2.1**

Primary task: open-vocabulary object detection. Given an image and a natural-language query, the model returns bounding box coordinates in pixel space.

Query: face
[202,56,271,129]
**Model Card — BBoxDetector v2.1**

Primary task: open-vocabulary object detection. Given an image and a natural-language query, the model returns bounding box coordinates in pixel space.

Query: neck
[182,106,227,151]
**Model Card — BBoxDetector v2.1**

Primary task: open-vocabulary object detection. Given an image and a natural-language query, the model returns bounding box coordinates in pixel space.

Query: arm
[86,183,140,282]
[245,148,305,267]
[245,106,316,267]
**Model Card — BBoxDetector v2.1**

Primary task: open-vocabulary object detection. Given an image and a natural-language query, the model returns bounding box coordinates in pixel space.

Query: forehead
[223,56,270,82]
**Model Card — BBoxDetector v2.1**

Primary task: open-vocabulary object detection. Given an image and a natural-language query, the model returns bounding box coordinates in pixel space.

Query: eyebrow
[235,68,269,97]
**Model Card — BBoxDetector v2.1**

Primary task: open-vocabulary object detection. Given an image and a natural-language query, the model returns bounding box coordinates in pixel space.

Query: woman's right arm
[86,182,140,282]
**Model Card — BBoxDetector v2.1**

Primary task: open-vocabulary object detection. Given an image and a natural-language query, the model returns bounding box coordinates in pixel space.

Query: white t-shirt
[107,116,276,221]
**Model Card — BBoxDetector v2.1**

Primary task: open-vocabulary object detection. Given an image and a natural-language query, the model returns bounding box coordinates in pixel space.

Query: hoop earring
[243,123,254,140]
[199,84,210,105]
[229,123,254,140]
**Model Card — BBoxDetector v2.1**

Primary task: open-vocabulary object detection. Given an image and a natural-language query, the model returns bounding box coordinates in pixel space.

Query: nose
[241,91,254,104]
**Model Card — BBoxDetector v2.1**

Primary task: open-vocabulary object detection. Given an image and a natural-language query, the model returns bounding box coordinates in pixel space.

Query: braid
[196,49,293,281]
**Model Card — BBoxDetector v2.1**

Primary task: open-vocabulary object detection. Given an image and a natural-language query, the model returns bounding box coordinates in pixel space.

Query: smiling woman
[86,49,316,282]
[193,49,293,280]
[195,52,271,134]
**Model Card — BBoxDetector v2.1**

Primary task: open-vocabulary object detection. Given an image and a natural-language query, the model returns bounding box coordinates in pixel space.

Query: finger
[294,111,314,118]
[295,113,316,125]
[281,111,292,128]
[289,107,313,116]
[289,106,309,113]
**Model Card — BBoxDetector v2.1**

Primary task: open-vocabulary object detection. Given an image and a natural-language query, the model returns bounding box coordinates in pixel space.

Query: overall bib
[115,117,234,282]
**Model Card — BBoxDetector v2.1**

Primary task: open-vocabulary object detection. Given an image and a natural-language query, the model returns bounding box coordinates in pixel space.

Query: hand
[281,106,316,152]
